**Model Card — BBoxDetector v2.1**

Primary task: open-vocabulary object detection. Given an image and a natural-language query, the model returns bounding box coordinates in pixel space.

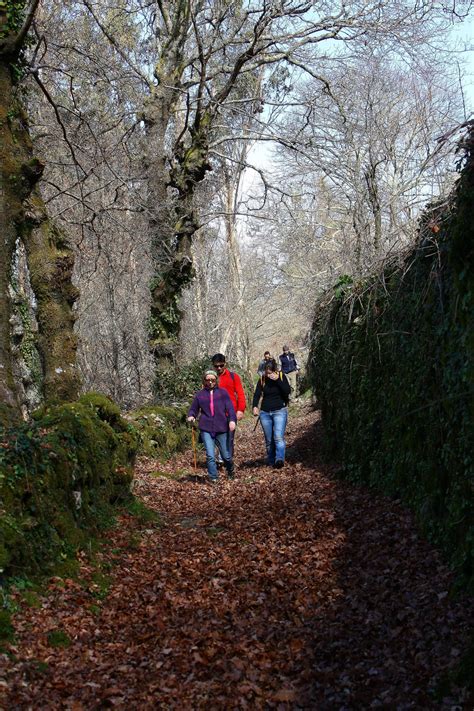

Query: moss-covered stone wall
[127,404,190,458]
[308,130,474,592]
[0,393,137,578]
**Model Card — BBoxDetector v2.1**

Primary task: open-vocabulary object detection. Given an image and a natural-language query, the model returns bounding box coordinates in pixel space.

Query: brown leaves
[0,407,472,709]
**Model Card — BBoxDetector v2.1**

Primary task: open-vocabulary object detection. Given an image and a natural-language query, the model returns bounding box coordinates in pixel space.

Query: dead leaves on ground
[1,407,472,709]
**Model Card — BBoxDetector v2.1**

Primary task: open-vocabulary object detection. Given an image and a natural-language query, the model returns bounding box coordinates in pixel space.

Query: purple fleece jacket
[188,387,236,435]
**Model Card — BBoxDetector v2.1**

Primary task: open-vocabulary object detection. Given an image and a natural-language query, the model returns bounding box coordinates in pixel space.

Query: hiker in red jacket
[211,353,246,457]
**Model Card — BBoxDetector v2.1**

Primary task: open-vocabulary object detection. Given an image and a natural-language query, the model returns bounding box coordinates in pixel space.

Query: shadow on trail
[284,407,330,469]
[237,456,267,469]
[282,407,472,708]
[178,472,208,484]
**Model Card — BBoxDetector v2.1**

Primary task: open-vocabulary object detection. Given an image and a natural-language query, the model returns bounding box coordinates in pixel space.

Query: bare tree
[79,0,459,355]
[264,53,466,275]
[28,0,153,406]
[0,0,79,422]
[21,0,470,397]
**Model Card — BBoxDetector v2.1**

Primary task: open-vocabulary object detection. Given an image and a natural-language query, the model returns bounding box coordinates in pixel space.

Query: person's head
[203,370,218,389]
[263,351,271,360]
[211,353,226,374]
[282,345,290,353]
[264,358,278,375]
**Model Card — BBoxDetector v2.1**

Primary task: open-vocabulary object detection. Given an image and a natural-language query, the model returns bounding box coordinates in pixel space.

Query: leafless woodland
[3,0,471,411]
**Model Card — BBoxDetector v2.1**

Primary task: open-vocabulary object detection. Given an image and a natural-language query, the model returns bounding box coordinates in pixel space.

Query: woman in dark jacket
[252,359,291,468]
[187,370,236,483]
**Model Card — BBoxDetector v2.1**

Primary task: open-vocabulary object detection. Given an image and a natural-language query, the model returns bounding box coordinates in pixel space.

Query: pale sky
[450,9,474,115]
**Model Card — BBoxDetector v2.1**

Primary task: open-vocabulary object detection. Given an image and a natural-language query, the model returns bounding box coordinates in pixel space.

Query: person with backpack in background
[252,358,291,469]
[211,353,246,458]
[187,370,236,484]
[279,344,300,401]
[257,350,273,377]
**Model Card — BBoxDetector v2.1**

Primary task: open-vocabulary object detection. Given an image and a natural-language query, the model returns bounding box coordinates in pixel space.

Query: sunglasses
[214,363,225,369]
[204,378,216,383]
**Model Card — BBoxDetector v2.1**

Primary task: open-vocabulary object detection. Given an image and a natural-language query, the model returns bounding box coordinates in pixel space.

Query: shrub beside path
[1,406,472,709]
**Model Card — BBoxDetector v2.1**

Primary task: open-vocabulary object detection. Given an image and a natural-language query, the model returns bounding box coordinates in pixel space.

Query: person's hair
[264,358,278,373]
[264,351,271,357]
[211,353,226,364]
[203,369,217,382]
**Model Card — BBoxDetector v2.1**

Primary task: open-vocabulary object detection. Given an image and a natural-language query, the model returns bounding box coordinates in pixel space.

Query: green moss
[21,590,41,608]
[151,467,188,480]
[0,396,137,578]
[126,498,161,526]
[129,404,190,457]
[0,402,21,427]
[46,629,71,648]
[78,392,122,427]
[0,609,15,646]
[0,389,193,585]
[89,572,111,601]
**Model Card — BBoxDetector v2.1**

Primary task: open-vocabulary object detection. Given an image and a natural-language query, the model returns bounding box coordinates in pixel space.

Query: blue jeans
[259,408,288,465]
[216,429,235,461]
[200,431,233,480]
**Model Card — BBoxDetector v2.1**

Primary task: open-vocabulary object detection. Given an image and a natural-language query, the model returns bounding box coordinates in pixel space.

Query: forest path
[2,406,472,709]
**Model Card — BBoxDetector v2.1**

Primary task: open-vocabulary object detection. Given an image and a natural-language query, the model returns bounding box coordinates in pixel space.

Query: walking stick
[253,415,261,432]
[191,425,197,471]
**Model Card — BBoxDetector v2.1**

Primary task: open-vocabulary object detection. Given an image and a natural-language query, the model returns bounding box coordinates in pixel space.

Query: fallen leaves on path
[1,407,472,709]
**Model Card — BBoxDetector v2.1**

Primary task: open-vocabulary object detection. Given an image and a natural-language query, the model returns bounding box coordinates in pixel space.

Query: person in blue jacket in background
[279,344,300,401]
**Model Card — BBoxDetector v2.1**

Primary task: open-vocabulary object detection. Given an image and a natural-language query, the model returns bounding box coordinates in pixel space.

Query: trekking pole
[191,425,197,471]
[253,415,261,432]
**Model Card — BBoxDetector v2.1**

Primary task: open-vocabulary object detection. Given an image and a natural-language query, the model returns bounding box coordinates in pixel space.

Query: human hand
[187,416,195,423]
[236,410,244,421]
[229,421,236,432]
[252,407,259,416]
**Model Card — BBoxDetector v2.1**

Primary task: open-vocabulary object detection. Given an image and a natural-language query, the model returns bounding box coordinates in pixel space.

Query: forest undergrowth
[0,405,472,709]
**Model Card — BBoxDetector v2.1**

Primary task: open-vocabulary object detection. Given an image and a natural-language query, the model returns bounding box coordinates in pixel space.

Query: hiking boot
[274,460,284,469]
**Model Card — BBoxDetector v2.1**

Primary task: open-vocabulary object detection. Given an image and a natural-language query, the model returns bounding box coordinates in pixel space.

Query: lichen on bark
[0,22,80,422]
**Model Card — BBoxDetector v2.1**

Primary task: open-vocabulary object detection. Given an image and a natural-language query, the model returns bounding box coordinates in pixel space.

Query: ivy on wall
[308,128,474,592]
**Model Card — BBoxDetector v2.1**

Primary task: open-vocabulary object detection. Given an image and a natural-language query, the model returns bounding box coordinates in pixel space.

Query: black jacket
[252,373,291,412]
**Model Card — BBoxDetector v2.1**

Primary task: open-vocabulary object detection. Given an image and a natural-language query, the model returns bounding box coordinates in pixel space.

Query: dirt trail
[1,406,472,709]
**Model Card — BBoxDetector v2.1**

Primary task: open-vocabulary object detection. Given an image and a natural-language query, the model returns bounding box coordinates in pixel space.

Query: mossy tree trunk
[0,62,22,421]
[146,102,212,363]
[0,2,79,423]
[144,5,210,364]
[143,1,267,367]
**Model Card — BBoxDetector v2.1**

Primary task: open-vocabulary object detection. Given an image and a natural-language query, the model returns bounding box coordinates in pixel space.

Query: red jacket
[218,369,246,413]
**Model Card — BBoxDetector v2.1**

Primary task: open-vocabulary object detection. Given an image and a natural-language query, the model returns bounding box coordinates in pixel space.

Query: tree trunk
[145,81,212,366]
[0,63,22,422]
[219,164,251,369]
[365,163,382,254]
[0,59,79,423]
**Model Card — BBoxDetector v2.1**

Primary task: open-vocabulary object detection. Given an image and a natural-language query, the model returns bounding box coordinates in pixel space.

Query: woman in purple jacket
[187,370,236,483]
